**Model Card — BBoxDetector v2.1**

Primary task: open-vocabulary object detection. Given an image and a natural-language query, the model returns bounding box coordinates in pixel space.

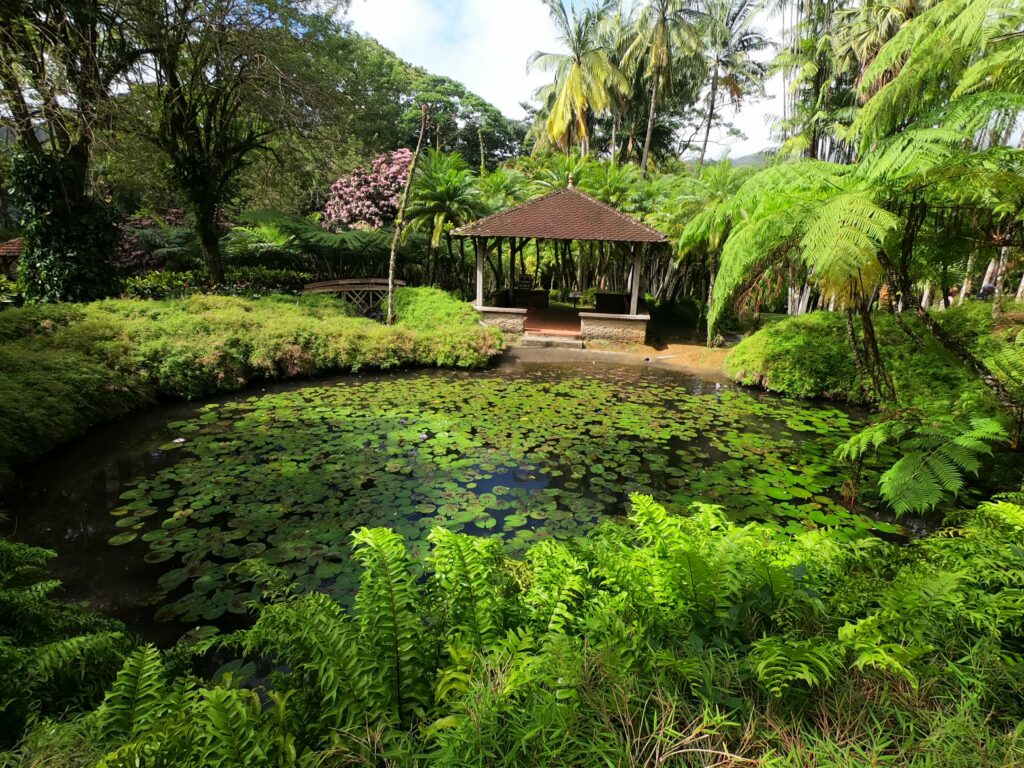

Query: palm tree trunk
[610,114,619,164]
[387,105,428,325]
[641,72,661,170]
[699,70,719,167]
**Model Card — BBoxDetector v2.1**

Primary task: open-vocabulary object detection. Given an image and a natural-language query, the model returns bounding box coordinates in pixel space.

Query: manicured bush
[122,267,314,299]
[0,289,502,485]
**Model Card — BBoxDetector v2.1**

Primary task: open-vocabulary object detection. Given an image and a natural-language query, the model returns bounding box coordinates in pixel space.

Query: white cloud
[345,0,784,158]
[346,0,558,118]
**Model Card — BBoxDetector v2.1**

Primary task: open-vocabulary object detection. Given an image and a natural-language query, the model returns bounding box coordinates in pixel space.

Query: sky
[345,0,786,160]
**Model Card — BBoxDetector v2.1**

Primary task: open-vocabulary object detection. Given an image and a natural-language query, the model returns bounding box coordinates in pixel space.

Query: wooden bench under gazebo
[452,182,668,346]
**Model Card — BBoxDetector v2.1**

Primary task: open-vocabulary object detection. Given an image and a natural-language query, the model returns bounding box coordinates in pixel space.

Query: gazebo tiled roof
[453,187,667,243]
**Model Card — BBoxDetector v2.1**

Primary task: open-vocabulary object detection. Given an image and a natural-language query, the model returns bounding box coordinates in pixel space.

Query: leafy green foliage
[0,538,131,747]
[11,493,1024,766]
[838,409,1007,514]
[122,268,313,300]
[727,303,1013,407]
[10,152,121,303]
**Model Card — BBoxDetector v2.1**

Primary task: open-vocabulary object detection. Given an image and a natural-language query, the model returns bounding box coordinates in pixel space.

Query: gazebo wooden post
[474,236,484,307]
[509,237,516,303]
[629,243,642,316]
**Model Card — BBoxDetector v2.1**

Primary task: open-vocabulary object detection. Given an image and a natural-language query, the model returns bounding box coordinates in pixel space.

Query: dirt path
[506,340,733,380]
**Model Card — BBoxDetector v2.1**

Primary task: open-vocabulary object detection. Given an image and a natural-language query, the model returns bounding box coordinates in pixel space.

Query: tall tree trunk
[699,70,719,167]
[387,105,428,325]
[1015,270,1024,302]
[844,308,871,402]
[610,114,619,164]
[981,257,998,288]
[860,305,896,401]
[919,281,932,309]
[993,246,1011,298]
[959,250,977,304]
[640,72,661,171]
[194,204,224,284]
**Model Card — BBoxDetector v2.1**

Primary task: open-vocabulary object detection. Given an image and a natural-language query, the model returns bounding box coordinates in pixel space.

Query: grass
[0,288,502,487]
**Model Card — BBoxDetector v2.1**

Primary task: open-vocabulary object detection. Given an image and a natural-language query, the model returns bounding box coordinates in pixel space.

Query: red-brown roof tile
[453,188,667,243]
[0,238,22,257]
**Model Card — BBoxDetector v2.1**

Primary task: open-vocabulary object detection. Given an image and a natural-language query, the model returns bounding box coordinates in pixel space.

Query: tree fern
[838,408,1007,514]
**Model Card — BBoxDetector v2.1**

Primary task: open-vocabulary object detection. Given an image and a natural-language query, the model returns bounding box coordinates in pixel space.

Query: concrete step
[518,333,584,349]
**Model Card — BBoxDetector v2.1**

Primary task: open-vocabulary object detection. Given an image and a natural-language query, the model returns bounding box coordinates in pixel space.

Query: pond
[2,357,893,645]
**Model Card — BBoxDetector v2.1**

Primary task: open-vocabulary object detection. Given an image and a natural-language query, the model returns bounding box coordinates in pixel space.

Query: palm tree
[405,150,485,287]
[627,0,702,169]
[528,0,629,155]
[696,0,770,166]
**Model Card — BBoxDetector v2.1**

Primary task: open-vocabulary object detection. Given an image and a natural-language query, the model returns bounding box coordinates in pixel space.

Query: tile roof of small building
[0,238,22,257]
[452,187,668,243]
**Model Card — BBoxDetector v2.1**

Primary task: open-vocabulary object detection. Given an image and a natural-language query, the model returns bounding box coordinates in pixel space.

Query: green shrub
[0,275,21,307]
[0,289,502,481]
[122,268,314,299]
[10,152,121,302]
[727,304,1007,408]
[393,285,481,330]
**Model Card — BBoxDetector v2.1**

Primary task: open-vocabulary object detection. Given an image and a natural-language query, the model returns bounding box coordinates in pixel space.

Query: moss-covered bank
[725,301,1022,408]
[0,288,501,487]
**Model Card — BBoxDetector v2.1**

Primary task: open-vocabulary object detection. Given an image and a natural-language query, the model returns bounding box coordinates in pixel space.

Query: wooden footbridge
[302,278,405,315]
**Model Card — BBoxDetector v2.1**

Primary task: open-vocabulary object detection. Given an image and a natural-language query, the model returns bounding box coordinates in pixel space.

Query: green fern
[838,409,1007,514]
[242,591,370,731]
[749,635,843,697]
[98,645,170,740]
[351,527,429,726]
[428,527,504,653]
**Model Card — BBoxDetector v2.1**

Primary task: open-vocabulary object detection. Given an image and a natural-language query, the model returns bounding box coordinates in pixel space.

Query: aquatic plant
[106,370,891,622]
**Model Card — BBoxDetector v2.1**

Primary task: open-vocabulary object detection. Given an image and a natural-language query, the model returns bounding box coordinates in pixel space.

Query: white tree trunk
[959,251,977,304]
[982,257,998,288]
[920,281,932,309]
[1015,271,1024,302]
[993,247,1011,298]
[797,283,813,314]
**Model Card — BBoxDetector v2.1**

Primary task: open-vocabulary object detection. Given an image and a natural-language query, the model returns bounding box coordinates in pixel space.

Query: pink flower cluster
[322,148,413,231]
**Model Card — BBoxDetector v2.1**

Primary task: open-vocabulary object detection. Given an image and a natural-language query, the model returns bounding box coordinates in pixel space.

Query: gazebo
[452,183,668,345]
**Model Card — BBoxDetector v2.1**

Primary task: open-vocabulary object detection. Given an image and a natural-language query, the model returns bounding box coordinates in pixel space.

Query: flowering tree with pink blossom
[321,149,414,230]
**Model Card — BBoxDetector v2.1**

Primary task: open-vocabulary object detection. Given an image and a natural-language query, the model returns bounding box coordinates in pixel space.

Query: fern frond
[351,527,428,725]
[243,591,371,731]
[428,527,504,653]
[98,645,170,739]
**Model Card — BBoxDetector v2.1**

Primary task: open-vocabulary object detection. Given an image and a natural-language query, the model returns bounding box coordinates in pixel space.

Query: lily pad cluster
[109,368,887,622]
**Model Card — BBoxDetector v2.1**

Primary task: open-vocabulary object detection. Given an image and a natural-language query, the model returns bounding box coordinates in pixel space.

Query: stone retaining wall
[473,305,526,336]
[579,313,649,345]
